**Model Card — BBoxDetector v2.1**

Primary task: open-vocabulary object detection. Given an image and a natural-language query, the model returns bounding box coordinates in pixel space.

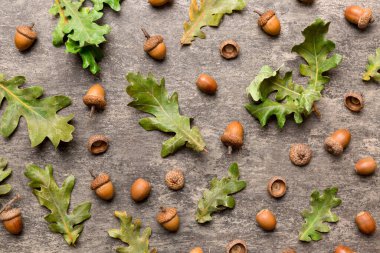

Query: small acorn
[156,207,180,232]
[142,28,166,60]
[0,195,23,235]
[90,171,114,201]
[335,245,355,253]
[189,247,204,253]
[219,39,240,59]
[355,156,377,176]
[148,0,170,7]
[355,211,376,235]
[283,248,297,253]
[165,169,185,190]
[83,84,106,117]
[130,178,151,202]
[221,121,244,154]
[344,92,364,112]
[256,209,277,231]
[267,176,287,198]
[87,134,109,155]
[14,24,37,51]
[196,74,218,95]
[226,239,248,253]
[345,6,374,29]
[324,129,351,156]
[254,10,281,36]
[289,143,312,166]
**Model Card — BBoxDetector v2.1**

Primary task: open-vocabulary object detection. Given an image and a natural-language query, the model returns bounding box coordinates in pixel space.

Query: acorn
[189,247,204,253]
[226,239,248,253]
[0,195,23,235]
[219,39,240,59]
[289,143,312,166]
[254,10,281,36]
[142,28,166,60]
[14,24,37,51]
[344,92,364,112]
[221,121,244,154]
[90,171,114,201]
[324,129,351,156]
[87,134,109,155]
[130,178,151,202]
[156,207,180,232]
[345,6,374,29]
[83,84,106,117]
[355,211,376,235]
[355,156,377,176]
[267,176,287,198]
[335,245,355,253]
[148,0,170,7]
[165,169,185,191]
[196,74,218,95]
[256,209,277,231]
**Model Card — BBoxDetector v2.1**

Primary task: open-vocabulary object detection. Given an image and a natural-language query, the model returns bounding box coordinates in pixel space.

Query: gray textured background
[0,0,379,252]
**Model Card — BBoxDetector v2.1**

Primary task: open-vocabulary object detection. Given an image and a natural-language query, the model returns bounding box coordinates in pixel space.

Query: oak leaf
[0,157,12,196]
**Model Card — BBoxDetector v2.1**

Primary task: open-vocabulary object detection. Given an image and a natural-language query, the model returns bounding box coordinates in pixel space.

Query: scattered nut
[90,171,114,200]
[335,245,355,253]
[130,178,151,202]
[142,28,166,60]
[83,84,106,117]
[256,209,277,231]
[156,207,180,232]
[267,176,287,198]
[219,39,240,59]
[289,143,312,166]
[226,239,248,253]
[324,129,351,156]
[87,134,109,155]
[14,24,37,51]
[355,156,377,176]
[254,10,281,36]
[221,121,244,154]
[355,211,376,235]
[196,73,218,95]
[345,6,374,29]
[344,92,364,112]
[189,247,204,253]
[0,195,23,235]
[165,169,185,190]
[282,248,296,253]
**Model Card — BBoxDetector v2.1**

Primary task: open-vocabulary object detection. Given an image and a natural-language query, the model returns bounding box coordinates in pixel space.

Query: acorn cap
[226,239,248,253]
[267,176,287,198]
[156,207,177,224]
[324,137,343,156]
[165,169,185,190]
[344,91,364,112]
[87,134,109,155]
[144,35,164,52]
[219,39,240,59]
[358,8,374,29]
[289,143,312,166]
[16,25,37,40]
[0,208,21,221]
[258,10,276,27]
[83,94,106,109]
[91,172,110,190]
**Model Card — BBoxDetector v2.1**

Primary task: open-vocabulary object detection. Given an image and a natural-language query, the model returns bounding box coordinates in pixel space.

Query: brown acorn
[130,178,151,202]
[83,84,106,117]
[90,171,114,200]
[324,129,351,156]
[355,156,377,176]
[254,10,281,36]
[0,195,23,235]
[142,28,166,60]
[282,248,297,253]
[196,74,218,95]
[221,121,244,154]
[345,6,374,29]
[87,134,109,155]
[335,245,355,253]
[156,207,180,232]
[14,24,37,51]
[256,209,277,231]
[219,39,240,59]
[189,247,204,253]
[355,211,376,235]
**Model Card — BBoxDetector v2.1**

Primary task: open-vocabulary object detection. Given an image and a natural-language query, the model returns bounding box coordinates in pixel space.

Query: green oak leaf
[66,39,103,74]
[91,0,121,11]
[363,48,380,82]
[0,74,74,148]
[108,211,157,253]
[299,187,342,242]
[126,73,206,157]
[0,157,12,196]
[196,163,246,223]
[245,18,342,127]
[181,0,246,45]
[25,164,91,246]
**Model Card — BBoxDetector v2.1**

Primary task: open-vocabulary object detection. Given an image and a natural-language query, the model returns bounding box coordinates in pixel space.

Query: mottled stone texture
[0,0,379,252]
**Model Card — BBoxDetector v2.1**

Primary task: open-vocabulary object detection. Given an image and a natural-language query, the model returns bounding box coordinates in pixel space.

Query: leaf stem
[0,194,21,214]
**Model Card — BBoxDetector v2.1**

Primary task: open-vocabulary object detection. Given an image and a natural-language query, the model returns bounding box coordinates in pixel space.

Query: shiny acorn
[355,211,376,235]
[83,84,106,117]
[156,207,180,232]
[355,157,377,176]
[130,178,151,202]
[142,28,166,60]
[196,74,218,95]
[335,245,355,253]
[345,6,374,29]
[189,247,204,253]
[148,0,170,7]
[256,209,277,231]
[14,24,37,51]
[0,195,23,235]
[254,10,281,36]
[324,129,351,156]
[221,121,244,154]
[90,171,114,200]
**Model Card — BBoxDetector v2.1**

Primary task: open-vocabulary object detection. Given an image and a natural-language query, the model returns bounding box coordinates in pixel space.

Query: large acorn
[0,195,23,235]
[14,24,37,51]
[221,121,244,154]
[90,171,114,201]
[254,10,281,36]
[156,207,180,232]
[142,28,166,60]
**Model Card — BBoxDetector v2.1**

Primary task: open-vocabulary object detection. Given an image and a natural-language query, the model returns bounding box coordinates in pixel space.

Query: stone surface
[0,0,379,252]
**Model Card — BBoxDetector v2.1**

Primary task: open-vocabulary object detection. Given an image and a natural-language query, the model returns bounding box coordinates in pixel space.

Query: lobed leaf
[195,163,246,223]
[0,74,74,148]
[108,211,156,253]
[245,18,342,127]
[299,187,342,242]
[181,0,246,45]
[363,48,380,82]
[91,0,121,11]
[0,157,12,196]
[25,164,91,246]
[126,73,206,157]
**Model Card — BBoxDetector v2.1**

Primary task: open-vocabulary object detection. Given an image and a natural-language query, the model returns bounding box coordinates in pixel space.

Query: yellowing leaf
[0,74,74,148]
[181,0,246,45]
[363,48,380,82]
[0,157,12,196]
